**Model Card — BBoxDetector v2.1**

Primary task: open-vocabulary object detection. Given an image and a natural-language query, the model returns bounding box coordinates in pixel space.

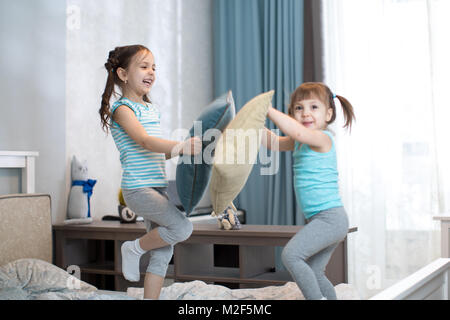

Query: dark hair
[288,82,355,131]
[99,44,151,133]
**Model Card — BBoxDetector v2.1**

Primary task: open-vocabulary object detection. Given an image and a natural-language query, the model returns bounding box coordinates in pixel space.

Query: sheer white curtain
[322,0,450,299]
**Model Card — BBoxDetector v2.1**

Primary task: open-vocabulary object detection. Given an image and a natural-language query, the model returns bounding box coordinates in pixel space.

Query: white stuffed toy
[65,156,96,224]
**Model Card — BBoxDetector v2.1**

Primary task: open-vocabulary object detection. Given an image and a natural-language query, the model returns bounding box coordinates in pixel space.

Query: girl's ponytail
[99,70,115,133]
[100,49,119,133]
[335,95,355,131]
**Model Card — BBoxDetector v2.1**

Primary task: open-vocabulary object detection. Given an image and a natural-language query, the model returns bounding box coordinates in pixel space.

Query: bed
[370,258,450,300]
[369,214,450,300]
[0,193,364,300]
[0,258,360,300]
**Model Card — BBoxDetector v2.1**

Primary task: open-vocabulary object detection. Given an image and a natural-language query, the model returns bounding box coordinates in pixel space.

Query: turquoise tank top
[293,130,343,219]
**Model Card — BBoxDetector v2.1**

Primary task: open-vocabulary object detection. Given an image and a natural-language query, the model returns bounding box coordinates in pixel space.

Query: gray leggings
[281,206,349,300]
[122,187,193,277]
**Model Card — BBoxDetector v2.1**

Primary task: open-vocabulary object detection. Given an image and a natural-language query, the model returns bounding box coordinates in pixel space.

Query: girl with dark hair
[100,45,201,299]
[263,82,355,300]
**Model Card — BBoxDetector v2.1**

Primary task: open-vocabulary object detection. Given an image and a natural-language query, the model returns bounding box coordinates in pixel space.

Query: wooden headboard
[0,193,52,266]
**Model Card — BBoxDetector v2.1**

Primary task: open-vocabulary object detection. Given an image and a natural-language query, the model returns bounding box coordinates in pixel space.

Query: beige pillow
[209,90,274,214]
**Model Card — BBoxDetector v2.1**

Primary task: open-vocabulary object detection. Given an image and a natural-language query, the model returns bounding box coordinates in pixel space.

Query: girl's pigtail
[336,95,355,131]
[99,71,115,133]
[99,51,119,133]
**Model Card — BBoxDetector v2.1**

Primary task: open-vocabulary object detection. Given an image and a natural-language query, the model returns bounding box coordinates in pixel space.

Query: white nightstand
[0,151,39,193]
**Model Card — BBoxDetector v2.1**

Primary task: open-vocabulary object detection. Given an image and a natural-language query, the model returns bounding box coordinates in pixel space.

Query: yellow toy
[118,189,137,223]
[118,188,126,206]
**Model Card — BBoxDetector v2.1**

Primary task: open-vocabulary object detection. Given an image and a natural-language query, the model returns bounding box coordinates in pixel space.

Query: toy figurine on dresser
[211,203,242,230]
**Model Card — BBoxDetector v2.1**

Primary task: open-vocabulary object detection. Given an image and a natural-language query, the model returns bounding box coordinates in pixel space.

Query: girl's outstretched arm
[262,128,295,151]
[267,107,331,151]
[113,105,201,159]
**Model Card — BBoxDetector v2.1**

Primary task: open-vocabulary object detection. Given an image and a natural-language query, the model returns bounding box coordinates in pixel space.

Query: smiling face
[117,49,156,102]
[292,98,333,130]
[289,83,337,130]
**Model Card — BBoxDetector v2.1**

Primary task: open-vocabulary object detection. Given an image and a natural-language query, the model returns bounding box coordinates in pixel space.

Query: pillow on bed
[0,258,136,300]
[176,91,236,215]
[209,90,274,214]
[0,258,96,300]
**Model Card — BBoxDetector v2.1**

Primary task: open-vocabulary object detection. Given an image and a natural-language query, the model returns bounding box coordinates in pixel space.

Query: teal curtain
[213,0,305,227]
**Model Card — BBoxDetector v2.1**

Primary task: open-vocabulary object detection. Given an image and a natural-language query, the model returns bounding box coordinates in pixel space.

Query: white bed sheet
[127,280,361,300]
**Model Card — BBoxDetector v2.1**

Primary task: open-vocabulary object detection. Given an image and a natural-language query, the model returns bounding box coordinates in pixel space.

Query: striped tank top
[110,97,168,189]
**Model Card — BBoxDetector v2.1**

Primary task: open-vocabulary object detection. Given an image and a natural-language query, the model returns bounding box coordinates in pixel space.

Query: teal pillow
[176,91,235,215]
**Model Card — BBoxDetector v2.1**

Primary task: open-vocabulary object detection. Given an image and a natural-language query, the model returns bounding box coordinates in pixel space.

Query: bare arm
[113,105,201,159]
[267,107,331,151]
[261,128,295,151]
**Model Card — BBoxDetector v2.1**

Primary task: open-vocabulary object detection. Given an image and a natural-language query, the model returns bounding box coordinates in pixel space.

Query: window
[322,0,450,299]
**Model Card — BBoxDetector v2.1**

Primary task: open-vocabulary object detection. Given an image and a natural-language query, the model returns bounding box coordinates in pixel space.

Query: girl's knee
[178,219,193,242]
[169,218,193,243]
[282,245,300,267]
[312,268,326,279]
[281,247,291,268]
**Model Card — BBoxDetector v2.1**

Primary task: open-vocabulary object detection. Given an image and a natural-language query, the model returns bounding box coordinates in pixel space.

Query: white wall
[65,0,213,223]
[1,0,213,224]
[0,0,66,223]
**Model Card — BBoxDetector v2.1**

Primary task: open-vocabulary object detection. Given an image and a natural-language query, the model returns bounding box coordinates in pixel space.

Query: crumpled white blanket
[127,280,361,300]
[0,259,134,300]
